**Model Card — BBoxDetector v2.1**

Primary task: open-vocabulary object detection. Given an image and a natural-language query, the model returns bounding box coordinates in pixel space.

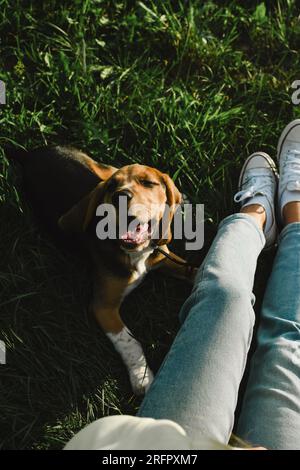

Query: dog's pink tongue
[121,223,149,242]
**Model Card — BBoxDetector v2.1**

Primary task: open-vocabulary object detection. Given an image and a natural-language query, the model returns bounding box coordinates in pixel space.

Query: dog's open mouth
[119,221,153,248]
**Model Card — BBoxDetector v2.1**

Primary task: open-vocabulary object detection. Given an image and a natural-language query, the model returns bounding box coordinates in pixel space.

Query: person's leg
[237,213,300,449]
[138,153,278,447]
[138,212,265,445]
[138,153,278,446]
[138,153,277,446]
[237,121,300,450]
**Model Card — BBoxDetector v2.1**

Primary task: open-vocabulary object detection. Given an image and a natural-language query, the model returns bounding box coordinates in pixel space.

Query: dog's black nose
[112,190,133,206]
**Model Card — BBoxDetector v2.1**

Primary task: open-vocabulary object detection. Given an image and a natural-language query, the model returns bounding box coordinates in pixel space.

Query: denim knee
[179,280,255,326]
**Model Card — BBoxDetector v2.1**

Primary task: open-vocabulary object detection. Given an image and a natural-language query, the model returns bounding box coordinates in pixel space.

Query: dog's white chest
[123,247,154,298]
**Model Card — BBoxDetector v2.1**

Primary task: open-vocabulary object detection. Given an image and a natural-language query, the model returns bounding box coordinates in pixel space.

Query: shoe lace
[281,149,300,191]
[234,171,274,203]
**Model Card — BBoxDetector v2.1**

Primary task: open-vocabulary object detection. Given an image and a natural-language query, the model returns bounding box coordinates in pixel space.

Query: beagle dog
[8,146,196,394]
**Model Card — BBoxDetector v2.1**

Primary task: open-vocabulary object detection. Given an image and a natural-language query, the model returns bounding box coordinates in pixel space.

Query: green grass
[1,0,300,449]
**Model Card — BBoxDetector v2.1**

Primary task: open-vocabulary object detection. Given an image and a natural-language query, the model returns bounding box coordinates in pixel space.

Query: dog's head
[59,163,181,251]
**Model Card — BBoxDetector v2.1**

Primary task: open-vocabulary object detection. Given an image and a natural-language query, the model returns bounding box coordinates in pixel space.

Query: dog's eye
[140,179,158,188]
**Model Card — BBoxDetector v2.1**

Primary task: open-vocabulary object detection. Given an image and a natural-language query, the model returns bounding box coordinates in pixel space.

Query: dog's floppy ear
[87,160,118,181]
[58,182,106,233]
[158,173,182,245]
[162,173,182,208]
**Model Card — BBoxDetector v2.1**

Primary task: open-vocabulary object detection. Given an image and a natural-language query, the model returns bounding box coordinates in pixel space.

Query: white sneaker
[277,119,300,223]
[234,152,278,248]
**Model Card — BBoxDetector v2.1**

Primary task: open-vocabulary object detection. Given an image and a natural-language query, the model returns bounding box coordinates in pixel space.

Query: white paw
[129,365,154,396]
[106,327,154,396]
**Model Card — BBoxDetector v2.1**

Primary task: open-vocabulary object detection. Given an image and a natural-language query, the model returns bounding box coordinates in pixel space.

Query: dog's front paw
[129,365,154,396]
[106,327,154,396]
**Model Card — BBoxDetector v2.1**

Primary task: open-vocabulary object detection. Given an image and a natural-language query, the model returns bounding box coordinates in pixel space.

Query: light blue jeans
[138,213,300,450]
